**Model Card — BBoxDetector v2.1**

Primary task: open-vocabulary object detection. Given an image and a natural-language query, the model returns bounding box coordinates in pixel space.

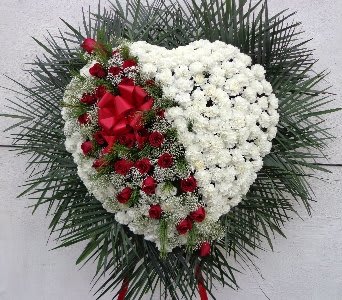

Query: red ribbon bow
[98,81,154,150]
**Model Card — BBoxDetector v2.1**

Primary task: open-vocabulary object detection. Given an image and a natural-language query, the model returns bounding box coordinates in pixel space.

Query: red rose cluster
[176,204,205,235]
[108,59,137,77]
[89,63,107,78]
[78,49,154,156]
[78,38,209,250]
[78,85,108,127]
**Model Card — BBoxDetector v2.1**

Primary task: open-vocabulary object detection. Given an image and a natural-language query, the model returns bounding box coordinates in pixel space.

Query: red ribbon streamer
[117,267,208,300]
[117,277,129,300]
[196,265,209,300]
[198,280,209,300]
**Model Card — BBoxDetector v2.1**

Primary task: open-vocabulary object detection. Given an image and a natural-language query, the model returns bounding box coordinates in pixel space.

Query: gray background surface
[0,1,341,299]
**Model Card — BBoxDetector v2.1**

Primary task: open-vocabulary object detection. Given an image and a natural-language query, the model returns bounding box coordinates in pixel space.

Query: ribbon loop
[114,95,135,117]
[98,92,115,108]
[118,84,135,104]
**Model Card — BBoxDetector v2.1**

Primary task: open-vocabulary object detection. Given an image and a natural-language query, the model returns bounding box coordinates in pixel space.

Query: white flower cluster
[130,40,279,221]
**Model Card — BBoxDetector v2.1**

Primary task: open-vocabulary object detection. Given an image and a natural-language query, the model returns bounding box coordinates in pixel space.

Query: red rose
[135,128,149,149]
[93,131,106,145]
[157,153,173,168]
[176,218,193,235]
[122,59,137,69]
[149,204,162,219]
[180,176,197,193]
[80,93,97,105]
[108,66,122,76]
[114,159,134,176]
[135,158,151,174]
[81,38,108,56]
[136,135,147,149]
[156,109,165,118]
[118,133,135,148]
[117,187,133,204]
[142,176,156,195]
[120,77,134,86]
[81,141,93,156]
[199,242,211,257]
[92,157,108,170]
[81,38,97,54]
[89,63,107,78]
[189,206,206,222]
[78,112,91,125]
[95,85,107,99]
[148,131,164,147]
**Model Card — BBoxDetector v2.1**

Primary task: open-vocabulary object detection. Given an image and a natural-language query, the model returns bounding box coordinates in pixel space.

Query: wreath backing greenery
[2,0,338,299]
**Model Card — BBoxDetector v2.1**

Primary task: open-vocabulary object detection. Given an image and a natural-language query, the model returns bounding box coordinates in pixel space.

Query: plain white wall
[0,1,341,299]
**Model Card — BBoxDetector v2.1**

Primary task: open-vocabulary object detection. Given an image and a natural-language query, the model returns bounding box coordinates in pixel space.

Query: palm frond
[1,1,338,299]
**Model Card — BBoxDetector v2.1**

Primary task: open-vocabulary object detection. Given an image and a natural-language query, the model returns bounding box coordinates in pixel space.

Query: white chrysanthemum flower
[189,61,204,73]
[141,63,158,76]
[251,64,266,80]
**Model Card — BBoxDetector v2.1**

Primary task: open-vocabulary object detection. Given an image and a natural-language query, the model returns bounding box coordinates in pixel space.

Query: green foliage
[176,158,189,173]
[144,83,164,99]
[142,109,157,124]
[187,120,194,132]
[120,44,132,60]
[165,127,178,139]
[1,0,338,299]
[113,143,131,158]
[186,225,198,252]
[159,219,169,258]
[61,101,90,119]
[128,188,140,206]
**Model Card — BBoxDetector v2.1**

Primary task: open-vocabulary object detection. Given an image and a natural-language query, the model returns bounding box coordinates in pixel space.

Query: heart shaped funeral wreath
[4,1,338,299]
[63,40,279,253]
